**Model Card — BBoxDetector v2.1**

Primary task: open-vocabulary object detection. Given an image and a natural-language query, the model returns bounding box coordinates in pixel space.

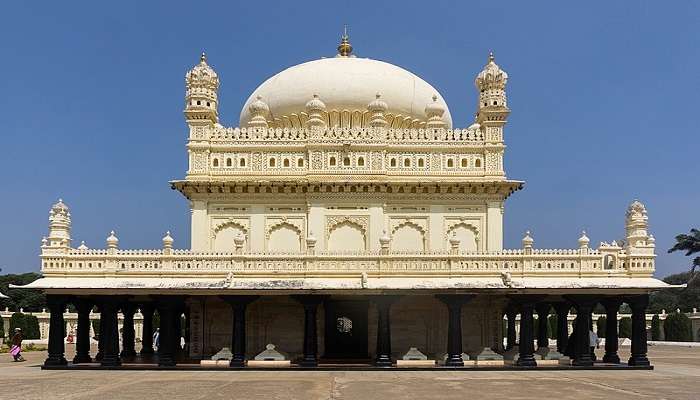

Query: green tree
[663,312,692,342]
[596,316,607,338]
[0,273,45,312]
[619,317,632,338]
[668,228,700,286]
[9,313,40,340]
[651,314,661,340]
[649,271,700,313]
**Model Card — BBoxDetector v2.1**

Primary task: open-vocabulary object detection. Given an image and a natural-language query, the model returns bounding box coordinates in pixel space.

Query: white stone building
[18,34,677,369]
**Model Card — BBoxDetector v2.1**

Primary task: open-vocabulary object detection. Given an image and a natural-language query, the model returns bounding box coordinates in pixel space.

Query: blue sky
[0,1,698,277]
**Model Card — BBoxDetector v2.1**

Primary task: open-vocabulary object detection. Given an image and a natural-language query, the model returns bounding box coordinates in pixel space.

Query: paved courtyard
[1,345,698,400]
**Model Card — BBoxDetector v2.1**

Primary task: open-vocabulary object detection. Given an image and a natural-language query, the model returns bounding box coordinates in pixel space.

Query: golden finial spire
[488,51,495,63]
[200,52,207,63]
[337,25,353,57]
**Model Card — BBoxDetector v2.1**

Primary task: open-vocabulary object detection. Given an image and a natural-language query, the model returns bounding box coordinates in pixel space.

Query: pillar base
[515,355,537,367]
[299,357,318,367]
[628,356,650,367]
[158,356,176,367]
[229,359,246,368]
[444,355,464,367]
[572,356,593,367]
[374,356,393,368]
[100,355,121,367]
[603,353,620,364]
[72,354,92,364]
[139,348,155,356]
[120,349,137,358]
[44,356,68,367]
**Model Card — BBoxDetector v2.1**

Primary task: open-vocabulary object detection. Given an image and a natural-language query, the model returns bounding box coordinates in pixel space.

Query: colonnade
[43,293,650,368]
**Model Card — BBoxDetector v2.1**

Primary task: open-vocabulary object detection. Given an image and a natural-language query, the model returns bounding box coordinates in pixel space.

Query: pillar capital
[436,294,476,308]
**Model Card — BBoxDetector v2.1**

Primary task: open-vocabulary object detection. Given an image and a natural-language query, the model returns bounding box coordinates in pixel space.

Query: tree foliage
[618,317,632,338]
[649,271,700,313]
[596,316,606,337]
[0,273,45,312]
[668,228,700,277]
[651,314,661,340]
[9,313,40,340]
[663,311,692,342]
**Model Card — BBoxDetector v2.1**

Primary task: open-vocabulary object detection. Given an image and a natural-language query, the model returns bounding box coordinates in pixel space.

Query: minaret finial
[337,25,353,57]
[488,51,494,63]
[200,52,207,63]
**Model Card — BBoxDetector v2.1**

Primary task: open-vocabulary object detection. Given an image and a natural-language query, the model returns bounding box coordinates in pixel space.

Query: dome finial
[200,52,207,63]
[337,25,353,57]
[488,51,495,63]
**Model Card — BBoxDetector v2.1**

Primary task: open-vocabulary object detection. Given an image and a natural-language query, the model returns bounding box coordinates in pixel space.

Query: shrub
[596,316,607,338]
[651,314,661,340]
[618,317,632,338]
[9,313,40,340]
[664,312,692,342]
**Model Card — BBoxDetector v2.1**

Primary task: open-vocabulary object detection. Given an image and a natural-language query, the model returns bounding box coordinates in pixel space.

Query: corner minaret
[185,52,220,126]
[45,199,71,251]
[475,52,510,178]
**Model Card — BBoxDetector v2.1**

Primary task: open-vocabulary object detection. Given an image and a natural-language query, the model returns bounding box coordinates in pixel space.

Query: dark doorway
[323,299,369,360]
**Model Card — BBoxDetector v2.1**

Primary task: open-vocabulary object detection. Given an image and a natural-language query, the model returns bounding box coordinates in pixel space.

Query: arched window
[475,159,481,168]
[283,158,290,167]
[418,158,425,167]
[343,157,351,166]
[226,158,232,167]
[213,158,219,167]
[447,159,454,168]
[461,158,468,167]
[298,158,304,167]
[269,158,276,167]
[240,158,246,167]
[390,158,397,167]
[404,158,411,167]
[329,157,336,166]
[357,157,365,166]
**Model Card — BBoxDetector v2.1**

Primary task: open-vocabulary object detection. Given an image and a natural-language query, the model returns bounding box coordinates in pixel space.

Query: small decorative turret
[449,232,461,254]
[77,241,88,251]
[522,230,534,254]
[106,231,119,249]
[336,25,354,57]
[185,52,220,125]
[578,230,590,255]
[247,96,270,128]
[47,199,71,249]
[475,52,509,110]
[425,94,446,129]
[625,200,651,248]
[162,231,174,249]
[305,94,327,128]
[233,232,245,254]
[368,93,389,128]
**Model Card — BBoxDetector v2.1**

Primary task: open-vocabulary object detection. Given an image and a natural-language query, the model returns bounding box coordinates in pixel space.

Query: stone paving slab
[1,346,698,400]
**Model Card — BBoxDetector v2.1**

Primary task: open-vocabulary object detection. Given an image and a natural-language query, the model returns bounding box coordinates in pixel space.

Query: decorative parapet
[40,246,655,279]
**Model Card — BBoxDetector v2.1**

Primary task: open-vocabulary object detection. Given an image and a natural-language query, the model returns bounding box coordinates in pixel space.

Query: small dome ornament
[425,94,446,128]
[578,230,590,247]
[162,231,174,248]
[77,241,88,251]
[305,94,327,128]
[368,93,389,128]
[522,230,534,247]
[106,230,119,249]
[379,230,391,246]
[247,96,270,128]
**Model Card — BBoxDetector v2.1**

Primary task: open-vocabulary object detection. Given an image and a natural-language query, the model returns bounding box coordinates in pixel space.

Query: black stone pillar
[95,308,104,361]
[99,298,122,367]
[139,303,156,356]
[436,295,475,367]
[155,297,180,367]
[601,298,622,364]
[120,302,137,358]
[535,303,550,350]
[627,294,650,366]
[505,306,517,351]
[44,295,68,366]
[221,296,259,367]
[517,301,537,366]
[292,295,324,367]
[552,302,570,354]
[566,295,596,366]
[373,296,400,367]
[73,298,93,364]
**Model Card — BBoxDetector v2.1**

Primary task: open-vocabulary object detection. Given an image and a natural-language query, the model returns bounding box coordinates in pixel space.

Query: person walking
[10,328,25,362]
[589,329,600,362]
[153,328,160,351]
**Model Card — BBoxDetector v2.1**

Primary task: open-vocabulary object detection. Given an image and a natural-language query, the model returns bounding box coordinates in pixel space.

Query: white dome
[240,57,452,129]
